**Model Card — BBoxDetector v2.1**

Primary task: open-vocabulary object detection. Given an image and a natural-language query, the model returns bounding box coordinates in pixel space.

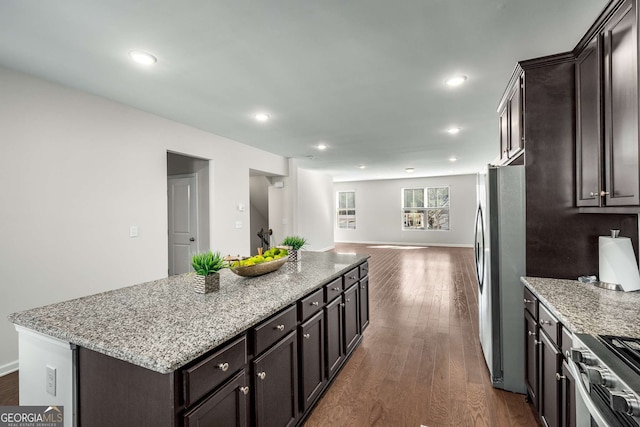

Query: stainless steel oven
[569,334,640,427]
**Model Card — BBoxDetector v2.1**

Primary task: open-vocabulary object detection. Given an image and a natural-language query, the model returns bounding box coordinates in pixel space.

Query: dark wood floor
[304,243,538,427]
[0,244,538,426]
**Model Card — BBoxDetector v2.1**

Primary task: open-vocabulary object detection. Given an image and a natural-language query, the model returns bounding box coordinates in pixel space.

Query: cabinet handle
[534,340,542,346]
[257,371,266,380]
[590,191,597,197]
[540,320,552,326]
[600,190,610,197]
[349,275,357,280]
[556,373,566,381]
[275,324,285,331]
[340,303,345,307]
[332,287,341,291]
[303,333,311,339]
[361,285,366,289]
[527,331,535,336]
[346,298,351,302]
[240,386,250,395]
[523,298,532,304]
[311,301,319,306]
[217,362,229,372]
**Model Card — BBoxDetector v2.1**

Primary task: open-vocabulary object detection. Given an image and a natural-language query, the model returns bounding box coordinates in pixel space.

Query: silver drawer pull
[311,301,319,306]
[346,298,351,302]
[349,276,357,280]
[217,362,229,372]
[257,371,266,380]
[276,324,285,331]
[303,333,310,339]
[540,320,552,325]
[523,298,532,304]
[556,373,566,381]
[332,287,341,291]
[527,331,535,336]
[534,340,542,346]
[340,303,345,307]
[240,386,250,395]
[361,285,365,289]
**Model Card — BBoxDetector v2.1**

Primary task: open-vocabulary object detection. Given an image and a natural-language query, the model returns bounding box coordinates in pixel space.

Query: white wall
[0,66,291,372]
[334,174,477,247]
[296,168,335,252]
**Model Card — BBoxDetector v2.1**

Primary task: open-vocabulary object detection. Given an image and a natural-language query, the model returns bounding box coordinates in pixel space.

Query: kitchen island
[9,251,370,427]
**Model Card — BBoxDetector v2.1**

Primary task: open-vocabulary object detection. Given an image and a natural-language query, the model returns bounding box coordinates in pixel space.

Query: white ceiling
[0,0,608,181]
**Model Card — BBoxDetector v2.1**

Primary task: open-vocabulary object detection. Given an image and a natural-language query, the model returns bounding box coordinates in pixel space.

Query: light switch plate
[235,221,242,229]
[129,226,138,237]
[46,365,56,396]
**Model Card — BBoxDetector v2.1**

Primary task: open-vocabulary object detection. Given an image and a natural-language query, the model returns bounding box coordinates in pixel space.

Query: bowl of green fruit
[229,247,289,277]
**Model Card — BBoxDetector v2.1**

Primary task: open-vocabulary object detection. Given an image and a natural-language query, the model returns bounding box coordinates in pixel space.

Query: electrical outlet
[235,221,242,229]
[46,365,56,396]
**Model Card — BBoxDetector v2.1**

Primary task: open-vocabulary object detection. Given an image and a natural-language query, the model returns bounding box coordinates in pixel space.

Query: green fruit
[264,256,273,262]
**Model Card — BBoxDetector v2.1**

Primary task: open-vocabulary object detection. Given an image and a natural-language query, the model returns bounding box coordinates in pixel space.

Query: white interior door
[168,174,198,276]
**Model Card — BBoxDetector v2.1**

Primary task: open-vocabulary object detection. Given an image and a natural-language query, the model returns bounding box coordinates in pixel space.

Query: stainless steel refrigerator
[474,165,526,393]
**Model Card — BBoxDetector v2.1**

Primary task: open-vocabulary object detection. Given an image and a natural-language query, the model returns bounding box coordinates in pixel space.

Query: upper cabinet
[498,71,525,164]
[576,0,639,208]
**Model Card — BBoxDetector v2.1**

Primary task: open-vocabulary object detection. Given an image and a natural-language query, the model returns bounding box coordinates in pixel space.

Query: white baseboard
[0,360,18,377]
[334,240,473,248]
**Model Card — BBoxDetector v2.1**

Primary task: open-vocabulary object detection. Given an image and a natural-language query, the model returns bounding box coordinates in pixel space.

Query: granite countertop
[521,276,640,338]
[8,252,369,374]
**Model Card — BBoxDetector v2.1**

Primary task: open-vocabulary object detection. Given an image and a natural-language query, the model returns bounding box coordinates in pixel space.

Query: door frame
[167,173,199,276]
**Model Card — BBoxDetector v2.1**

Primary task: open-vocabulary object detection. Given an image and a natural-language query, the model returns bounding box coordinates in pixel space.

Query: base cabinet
[359,276,370,332]
[253,331,298,427]
[184,371,249,427]
[343,284,360,356]
[539,331,561,427]
[561,362,576,427]
[298,311,325,412]
[325,297,344,380]
[524,310,539,411]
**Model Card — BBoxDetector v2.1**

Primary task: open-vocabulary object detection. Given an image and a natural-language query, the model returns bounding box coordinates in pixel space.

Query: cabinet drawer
[298,287,324,321]
[359,261,369,278]
[343,267,360,288]
[182,335,247,407]
[539,304,560,346]
[523,287,538,318]
[184,370,248,427]
[324,277,343,303]
[253,305,297,355]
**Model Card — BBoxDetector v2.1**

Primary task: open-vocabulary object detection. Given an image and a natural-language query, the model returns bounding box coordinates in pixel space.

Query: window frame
[401,186,450,231]
[336,190,356,230]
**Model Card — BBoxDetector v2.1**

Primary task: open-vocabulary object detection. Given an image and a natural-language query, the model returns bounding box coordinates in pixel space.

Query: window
[337,191,356,229]
[402,186,450,230]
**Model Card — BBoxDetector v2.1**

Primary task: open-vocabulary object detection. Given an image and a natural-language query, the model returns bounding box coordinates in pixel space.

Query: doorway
[249,171,272,256]
[167,152,210,276]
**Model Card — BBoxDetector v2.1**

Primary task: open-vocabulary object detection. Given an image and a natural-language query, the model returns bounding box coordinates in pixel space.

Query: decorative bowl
[229,257,287,277]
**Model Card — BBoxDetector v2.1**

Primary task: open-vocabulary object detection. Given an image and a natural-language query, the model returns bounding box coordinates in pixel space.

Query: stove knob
[570,348,597,365]
[586,366,615,387]
[610,391,640,417]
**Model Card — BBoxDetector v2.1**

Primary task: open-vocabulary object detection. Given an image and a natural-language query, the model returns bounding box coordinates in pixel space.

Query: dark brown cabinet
[524,310,539,410]
[253,331,298,427]
[576,0,639,208]
[539,330,562,427]
[325,296,344,380]
[560,362,577,427]
[498,71,524,163]
[298,311,325,412]
[184,371,249,427]
[359,276,369,333]
[343,284,360,356]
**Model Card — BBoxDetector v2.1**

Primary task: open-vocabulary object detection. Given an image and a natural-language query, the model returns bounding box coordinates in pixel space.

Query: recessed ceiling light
[359,165,366,169]
[449,157,458,162]
[316,143,328,150]
[128,50,157,66]
[447,127,461,135]
[405,167,415,173]
[254,113,270,122]
[445,75,467,87]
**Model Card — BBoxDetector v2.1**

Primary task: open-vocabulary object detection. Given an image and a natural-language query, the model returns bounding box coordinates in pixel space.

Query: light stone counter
[9,251,369,374]
[521,276,640,338]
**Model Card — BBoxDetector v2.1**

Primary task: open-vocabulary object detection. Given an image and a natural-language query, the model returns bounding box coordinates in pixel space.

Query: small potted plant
[191,251,225,293]
[280,236,307,262]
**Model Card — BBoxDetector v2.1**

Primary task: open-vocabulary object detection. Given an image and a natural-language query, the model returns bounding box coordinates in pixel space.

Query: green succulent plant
[191,251,225,276]
[281,236,307,251]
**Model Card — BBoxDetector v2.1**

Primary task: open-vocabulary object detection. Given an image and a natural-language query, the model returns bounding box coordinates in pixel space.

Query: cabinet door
[576,35,603,207]
[325,296,344,379]
[253,331,298,427]
[524,310,539,410]
[344,284,360,356]
[561,361,576,427]
[603,0,639,206]
[508,76,524,158]
[539,331,562,427]
[499,104,510,162]
[184,370,249,427]
[299,311,325,412]
[359,276,370,333]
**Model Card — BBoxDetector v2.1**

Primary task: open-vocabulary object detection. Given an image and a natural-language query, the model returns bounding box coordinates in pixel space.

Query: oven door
[567,355,640,427]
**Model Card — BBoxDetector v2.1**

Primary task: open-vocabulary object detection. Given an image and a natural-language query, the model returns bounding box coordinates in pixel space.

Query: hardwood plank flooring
[304,243,539,427]
[0,244,539,426]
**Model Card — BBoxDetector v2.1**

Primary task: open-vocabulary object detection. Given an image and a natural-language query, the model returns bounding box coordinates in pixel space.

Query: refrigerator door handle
[474,204,485,291]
